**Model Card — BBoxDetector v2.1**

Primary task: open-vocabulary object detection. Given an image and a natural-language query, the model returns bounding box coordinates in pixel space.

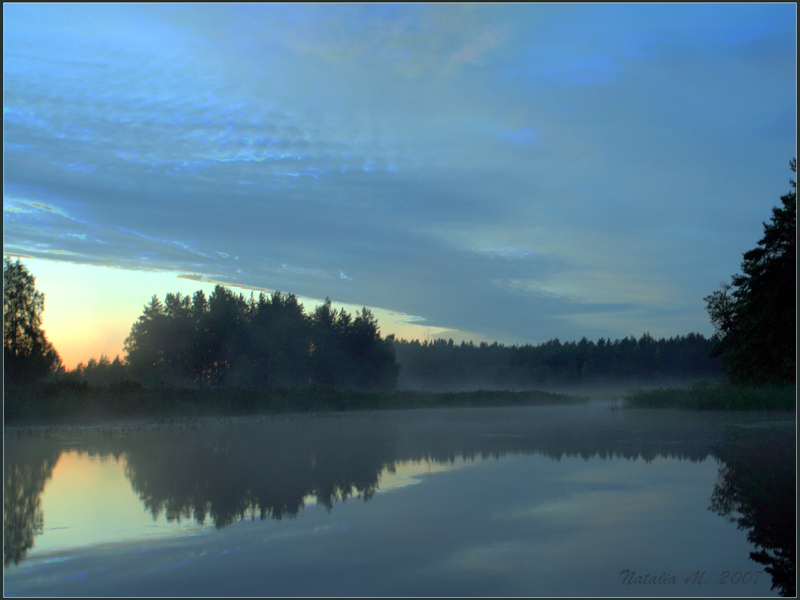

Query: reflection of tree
[710,429,796,597]
[122,417,397,528]
[120,409,737,532]
[394,408,724,466]
[3,438,60,566]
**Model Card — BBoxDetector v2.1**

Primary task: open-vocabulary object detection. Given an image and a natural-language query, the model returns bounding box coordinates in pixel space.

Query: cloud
[451,25,509,63]
[3,4,795,350]
[176,274,208,283]
[477,243,536,260]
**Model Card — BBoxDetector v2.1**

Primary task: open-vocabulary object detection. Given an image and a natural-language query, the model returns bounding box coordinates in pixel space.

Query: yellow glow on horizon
[3,257,224,369]
[3,256,475,370]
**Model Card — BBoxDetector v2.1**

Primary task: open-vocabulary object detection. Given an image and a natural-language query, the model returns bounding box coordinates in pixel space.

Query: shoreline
[2,386,588,426]
[622,382,796,411]
[4,381,794,427]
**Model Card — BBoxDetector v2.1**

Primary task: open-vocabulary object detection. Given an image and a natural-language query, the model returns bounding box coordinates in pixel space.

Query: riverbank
[3,382,588,425]
[623,381,796,411]
[7,380,793,425]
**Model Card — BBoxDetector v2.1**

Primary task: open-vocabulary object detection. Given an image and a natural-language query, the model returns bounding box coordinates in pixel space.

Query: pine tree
[3,258,61,384]
[705,159,796,383]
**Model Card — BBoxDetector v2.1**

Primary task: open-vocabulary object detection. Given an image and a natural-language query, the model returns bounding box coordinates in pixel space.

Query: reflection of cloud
[451,25,509,63]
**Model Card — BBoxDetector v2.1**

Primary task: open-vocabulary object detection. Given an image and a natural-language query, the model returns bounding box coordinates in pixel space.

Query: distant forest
[69,280,724,391]
[394,333,723,390]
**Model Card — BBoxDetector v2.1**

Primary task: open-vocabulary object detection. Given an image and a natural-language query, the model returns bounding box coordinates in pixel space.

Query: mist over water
[4,404,794,596]
[395,378,723,400]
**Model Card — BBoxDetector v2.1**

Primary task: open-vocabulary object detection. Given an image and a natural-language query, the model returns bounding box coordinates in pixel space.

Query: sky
[3,4,797,370]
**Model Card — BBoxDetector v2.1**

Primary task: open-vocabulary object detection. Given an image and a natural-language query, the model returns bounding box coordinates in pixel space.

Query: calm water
[4,403,795,597]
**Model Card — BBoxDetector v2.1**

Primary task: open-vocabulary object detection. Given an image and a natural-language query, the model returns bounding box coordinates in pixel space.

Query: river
[4,402,795,596]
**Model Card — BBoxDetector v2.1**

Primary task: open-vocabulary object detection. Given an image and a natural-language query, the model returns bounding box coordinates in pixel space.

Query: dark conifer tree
[706,159,796,384]
[3,258,62,385]
[123,295,171,385]
[308,298,343,388]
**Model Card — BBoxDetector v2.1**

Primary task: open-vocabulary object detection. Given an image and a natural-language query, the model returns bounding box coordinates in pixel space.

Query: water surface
[4,403,795,596]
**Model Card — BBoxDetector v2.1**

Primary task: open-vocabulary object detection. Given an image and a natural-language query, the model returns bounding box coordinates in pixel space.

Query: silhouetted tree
[203,285,250,386]
[3,258,61,385]
[71,354,128,387]
[309,299,348,388]
[291,299,402,390]
[345,308,400,391]
[123,295,173,385]
[706,159,796,384]
[246,291,310,388]
[123,287,398,392]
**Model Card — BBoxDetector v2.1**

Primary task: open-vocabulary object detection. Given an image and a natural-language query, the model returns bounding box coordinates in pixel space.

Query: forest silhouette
[70,281,726,392]
[72,325,724,391]
[393,333,722,391]
[3,273,729,422]
[122,287,399,391]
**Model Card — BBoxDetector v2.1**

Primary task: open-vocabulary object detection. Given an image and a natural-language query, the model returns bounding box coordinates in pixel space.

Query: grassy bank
[3,381,588,425]
[623,381,796,411]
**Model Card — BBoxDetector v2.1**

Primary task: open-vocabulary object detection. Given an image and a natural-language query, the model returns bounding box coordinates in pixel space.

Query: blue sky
[3,4,797,365]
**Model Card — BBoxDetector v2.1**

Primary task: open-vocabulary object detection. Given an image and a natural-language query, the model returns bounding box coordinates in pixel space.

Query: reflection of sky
[29,450,216,554]
[24,445,476,557]
[3,4,797,365]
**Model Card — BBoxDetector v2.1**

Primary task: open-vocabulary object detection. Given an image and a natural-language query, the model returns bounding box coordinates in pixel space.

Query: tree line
[120,285,400,391]
[70,331,724,391]
[394,333,723,390]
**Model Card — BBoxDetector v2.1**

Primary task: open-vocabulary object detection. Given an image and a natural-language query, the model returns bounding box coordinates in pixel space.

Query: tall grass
[623,381,796,411]
[3,382,588,425]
